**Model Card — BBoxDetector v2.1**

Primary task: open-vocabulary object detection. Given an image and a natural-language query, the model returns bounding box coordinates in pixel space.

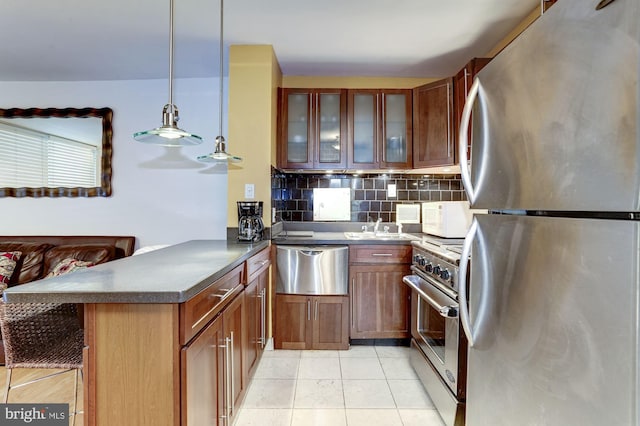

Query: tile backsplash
[271,168,467,223]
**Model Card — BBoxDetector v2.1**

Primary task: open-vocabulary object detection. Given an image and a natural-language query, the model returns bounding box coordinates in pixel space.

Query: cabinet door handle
[259,288,266,348]
[371,253,393,257]
[447,81,452,157]
[381,93,385,163]
[219,337,228,425]
[230,331,235,414]
[194,287,237,330]
[224,336,232,424]
[351,278,355,329]
[253,259,269,269]
[307,299,311,321]
[257,290,263,347]
[309,94,313,163]
[316,94,320,164]
[314,300,318,321]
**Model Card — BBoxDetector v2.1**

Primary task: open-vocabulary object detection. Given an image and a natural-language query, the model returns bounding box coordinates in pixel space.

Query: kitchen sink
[343,232,419,241]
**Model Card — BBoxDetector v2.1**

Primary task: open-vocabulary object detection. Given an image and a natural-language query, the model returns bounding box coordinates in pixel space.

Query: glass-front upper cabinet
[347,89,412,170]
[278,88,347,169]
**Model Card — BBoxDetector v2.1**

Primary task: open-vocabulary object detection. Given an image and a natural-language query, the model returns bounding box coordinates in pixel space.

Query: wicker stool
[0,302,83,423]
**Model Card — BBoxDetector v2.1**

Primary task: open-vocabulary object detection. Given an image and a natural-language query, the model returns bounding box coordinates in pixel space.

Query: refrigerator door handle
[459,218,477,347]
[458,78,483,203]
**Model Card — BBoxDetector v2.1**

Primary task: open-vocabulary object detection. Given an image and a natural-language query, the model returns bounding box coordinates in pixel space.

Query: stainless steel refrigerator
[457,0,639,425]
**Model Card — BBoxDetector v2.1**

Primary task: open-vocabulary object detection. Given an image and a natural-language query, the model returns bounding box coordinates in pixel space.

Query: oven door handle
[402,275,458,318]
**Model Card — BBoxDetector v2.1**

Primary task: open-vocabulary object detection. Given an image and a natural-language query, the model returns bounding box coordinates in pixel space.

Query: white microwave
[421,201,472,238]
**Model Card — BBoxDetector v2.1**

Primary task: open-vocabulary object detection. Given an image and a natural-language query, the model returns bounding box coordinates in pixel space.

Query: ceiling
[1,0,539,81]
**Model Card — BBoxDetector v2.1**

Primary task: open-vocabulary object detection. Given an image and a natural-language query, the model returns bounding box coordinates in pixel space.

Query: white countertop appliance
[458,1,639,425]
[421,201,471,238]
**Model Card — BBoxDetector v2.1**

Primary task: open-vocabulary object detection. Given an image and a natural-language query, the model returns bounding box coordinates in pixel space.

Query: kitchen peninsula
[2,239,271,426]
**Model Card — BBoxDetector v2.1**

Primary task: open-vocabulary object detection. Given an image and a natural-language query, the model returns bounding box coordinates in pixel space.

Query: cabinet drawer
[246,246,271,283]
[180,264,244,345]
[349,244,412,264]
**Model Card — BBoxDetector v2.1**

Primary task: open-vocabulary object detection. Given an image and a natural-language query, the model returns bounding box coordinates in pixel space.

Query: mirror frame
[0,107,113,197]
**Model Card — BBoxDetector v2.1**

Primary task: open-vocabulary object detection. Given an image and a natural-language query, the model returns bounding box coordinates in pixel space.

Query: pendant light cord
[168,0,175,106]
[218,0,224,138]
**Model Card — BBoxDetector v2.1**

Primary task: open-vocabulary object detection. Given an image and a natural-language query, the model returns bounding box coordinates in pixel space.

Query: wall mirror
[0,107,113,197]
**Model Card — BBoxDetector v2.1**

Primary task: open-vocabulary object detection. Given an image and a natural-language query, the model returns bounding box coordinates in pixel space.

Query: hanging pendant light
[197,0,242,162]
[133,0,203,146]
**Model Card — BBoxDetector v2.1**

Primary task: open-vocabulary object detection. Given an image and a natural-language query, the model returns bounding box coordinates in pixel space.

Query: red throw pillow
[0,251,22,290]
[45,258,95,278]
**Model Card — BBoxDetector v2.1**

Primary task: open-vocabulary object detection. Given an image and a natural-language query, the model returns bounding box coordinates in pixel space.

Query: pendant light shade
[197,136,242,162]
[133,0,203,146]
[198,0,242,163]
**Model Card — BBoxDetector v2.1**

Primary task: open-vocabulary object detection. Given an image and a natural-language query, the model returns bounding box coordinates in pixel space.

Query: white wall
[0,78,231,248]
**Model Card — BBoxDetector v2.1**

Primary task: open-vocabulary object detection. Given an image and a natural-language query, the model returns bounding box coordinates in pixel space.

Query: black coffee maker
[237,201,264,242]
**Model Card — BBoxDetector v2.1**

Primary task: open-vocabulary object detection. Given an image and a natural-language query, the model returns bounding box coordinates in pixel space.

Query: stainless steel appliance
[403,237,466,426]
[237,201,264,242]
[457,1,639,425]
[275,245,348,295]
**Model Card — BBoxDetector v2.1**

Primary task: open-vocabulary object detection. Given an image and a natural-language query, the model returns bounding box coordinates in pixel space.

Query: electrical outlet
[245,183,255,199]
[387,183,397,198]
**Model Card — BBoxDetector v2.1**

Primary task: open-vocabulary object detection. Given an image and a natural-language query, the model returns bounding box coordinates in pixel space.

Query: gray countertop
[2,240,270,304]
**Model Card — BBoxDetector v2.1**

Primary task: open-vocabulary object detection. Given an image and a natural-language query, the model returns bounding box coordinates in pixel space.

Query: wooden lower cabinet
[275,294,349,350]
[244,246,270,379]
[84,260,261,426]
[181,314,225,426]
[223,292,246,424]
[349,244,412,340]
[244,269,267,379]
[312,296,349,349]
[181,291,246,426]
[349,265,411,339]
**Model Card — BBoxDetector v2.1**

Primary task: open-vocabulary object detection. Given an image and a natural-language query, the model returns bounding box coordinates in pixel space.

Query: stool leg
[72,368,79,423]
[3,368,11,403]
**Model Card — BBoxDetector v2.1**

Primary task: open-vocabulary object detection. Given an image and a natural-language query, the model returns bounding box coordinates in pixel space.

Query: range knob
[425,262,433,273]
[413,254,421,263]
[418,256,427,267]
[440,269,451,281]
[433,265,441,276]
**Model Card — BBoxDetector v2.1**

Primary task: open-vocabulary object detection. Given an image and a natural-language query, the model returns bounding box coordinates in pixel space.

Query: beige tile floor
[236,345,446,426]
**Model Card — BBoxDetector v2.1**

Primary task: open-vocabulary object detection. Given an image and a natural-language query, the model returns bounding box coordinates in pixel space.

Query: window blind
[0,121,98,188]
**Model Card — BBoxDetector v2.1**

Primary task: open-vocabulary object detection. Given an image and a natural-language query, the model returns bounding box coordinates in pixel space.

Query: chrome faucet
[373,218,382,233]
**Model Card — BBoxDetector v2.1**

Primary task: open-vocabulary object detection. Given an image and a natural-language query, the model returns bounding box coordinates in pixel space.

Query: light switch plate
[245,183,255,199]
[387,183,397,198]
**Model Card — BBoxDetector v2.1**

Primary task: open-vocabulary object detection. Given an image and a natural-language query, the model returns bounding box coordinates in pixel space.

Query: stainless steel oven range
[403,237,467,426]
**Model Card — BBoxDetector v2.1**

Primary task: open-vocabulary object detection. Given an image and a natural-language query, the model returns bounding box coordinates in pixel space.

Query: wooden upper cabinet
[278,88,347,170]
[347,89,413,170]
[542,0,557,12]
[412,78,454,168]
[454,58,491,162]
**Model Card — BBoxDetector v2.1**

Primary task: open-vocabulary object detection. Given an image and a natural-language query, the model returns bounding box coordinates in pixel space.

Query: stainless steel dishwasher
[276,245,348,295]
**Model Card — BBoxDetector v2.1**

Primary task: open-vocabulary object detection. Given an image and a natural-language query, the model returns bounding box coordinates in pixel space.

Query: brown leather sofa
[0,235,136,364]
